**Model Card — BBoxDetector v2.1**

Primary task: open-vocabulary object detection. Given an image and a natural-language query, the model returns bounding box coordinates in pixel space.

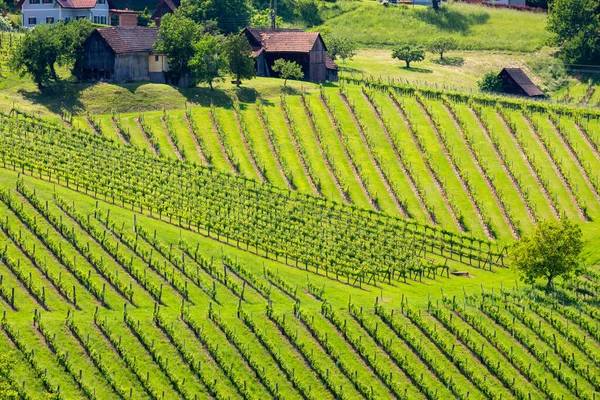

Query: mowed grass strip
[96,115,120,143]
[189,108,231,172]
[166,110,205,165]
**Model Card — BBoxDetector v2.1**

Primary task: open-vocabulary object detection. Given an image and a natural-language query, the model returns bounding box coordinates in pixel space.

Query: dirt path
[320,94,378,210]
[161,116,183,161]
[339,92,408,217]
[469,108,536,224]
[444,104,518,239]
[522,115,585,219]
[209,111,238,174]
[362,92,434,224]
[231,108,266,183]
[497,112,560,219]
[135,117,159,157]
[254,104,293,190]
[183,113,209,165]
[300,97,351,204]
[280,102,320,196]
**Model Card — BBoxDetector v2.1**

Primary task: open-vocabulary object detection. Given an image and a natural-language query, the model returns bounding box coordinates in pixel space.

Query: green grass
[319,1,550,52]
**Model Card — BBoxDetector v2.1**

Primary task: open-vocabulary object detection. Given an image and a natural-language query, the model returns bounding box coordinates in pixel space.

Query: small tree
[190,34,226,90]
[154,13,200,85]
[272,59,304,86]
[428,37,457,60]
[478,71,503,93]
[326,36,357,63]
[224,35,255,86]
[513,219,583,291]
[392,45,425,68]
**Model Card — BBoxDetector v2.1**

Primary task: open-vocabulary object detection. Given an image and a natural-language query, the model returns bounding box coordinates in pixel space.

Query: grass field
[67,79,600,247]
[0,109,599,400]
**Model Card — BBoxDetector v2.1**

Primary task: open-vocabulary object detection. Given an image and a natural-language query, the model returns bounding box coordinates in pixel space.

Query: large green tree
[190,34,226,90]
[10,24,60,90]
[513,219,584,291]
[547,0,600,65]
[180,0,251,33]
[224,35,255,86]
[58,19,94,71]
[155,13,201,83]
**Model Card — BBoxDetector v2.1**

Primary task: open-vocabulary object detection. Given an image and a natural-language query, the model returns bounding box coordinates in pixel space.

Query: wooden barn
[498,68,544,98]
[242,28,338,83]
[75,26,169,83]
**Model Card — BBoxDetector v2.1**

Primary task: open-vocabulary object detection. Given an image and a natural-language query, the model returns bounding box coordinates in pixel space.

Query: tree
[190,34,226,90]
[57,19,94,71]
[392,45,425,68]
[297,0,322,27]
[272,58,304,86]
[155,13,200,84]
[478,71,503,93]
[0,15,12,32]
[180,0,251,33]
[513,219,583,291]
[250,8,282,28]
[224,35,255,86]
[547,0,600,65]
[325,36,356,63]
[10,24,60,90]
[428,37,457,60]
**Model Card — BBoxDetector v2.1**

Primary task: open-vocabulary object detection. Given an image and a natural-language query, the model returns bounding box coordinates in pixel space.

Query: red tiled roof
[245,28,323,53]
[17,0,114,10]
[109,8,141,14]
[95,26,159,54]
[325,54,337,70]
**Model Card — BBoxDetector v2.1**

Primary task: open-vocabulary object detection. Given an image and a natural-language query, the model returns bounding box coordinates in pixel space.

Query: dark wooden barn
[75,27,169,83]
[498,68,544,98]
[242,28,338,83]
[150,0,179,26]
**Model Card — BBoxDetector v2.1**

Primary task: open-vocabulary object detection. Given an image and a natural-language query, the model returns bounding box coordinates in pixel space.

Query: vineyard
[0,32,19,74]
[1,75,600,399]
[69,78,600,242]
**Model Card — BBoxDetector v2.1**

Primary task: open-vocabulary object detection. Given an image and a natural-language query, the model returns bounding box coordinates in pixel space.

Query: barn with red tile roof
[243,27,338,83]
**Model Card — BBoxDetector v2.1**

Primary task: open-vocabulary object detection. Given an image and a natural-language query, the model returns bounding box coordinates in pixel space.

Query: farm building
[75,26,171,83]
[150,0,179,26]
[242,28,338,83]
[498,68,544,98]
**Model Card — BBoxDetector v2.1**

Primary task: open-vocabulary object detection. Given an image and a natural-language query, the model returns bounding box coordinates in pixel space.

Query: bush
[478,71,503,92]
[0,15,12,32]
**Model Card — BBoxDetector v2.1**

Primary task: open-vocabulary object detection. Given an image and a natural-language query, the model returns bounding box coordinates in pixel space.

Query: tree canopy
[478,71,503,93]
[180,0,251,34]
[392,45,425,68]
[272,58,304,86]
[155,13,201,83]
[224,35,255,86]
[190,34,226,89]
[325,36,357,63]
[428,37,457,60]
[547,0,600,65]
[513,219,584,290]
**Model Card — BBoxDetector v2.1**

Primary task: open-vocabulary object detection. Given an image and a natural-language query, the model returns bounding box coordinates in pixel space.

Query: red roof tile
[96,26,159,54]
[245,28,322,53]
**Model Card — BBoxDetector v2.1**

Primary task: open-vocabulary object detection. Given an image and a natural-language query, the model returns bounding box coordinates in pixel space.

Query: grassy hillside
[319,1,550,52]
[0,111,600,400]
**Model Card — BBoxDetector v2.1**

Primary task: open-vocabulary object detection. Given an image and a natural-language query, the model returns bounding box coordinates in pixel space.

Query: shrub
[478,71,503,92]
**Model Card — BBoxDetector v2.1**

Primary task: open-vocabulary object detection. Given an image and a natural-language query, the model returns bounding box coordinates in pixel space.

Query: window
[155,55,159,62]
[101,16,107,24]
[64,17,70,22]
[42,0,53,4]
[46,17,54,23]
[97,0,105,4]
[28,0,40,4]
[28,17,37,25]
[93,16,98,23]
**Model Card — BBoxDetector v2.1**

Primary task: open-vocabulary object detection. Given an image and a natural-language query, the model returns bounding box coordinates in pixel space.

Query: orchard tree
[58,19,94,71]
[547,0,600,65]
[272,59,304,86]
[155,13,200,84]
[224,35,255,86]
[190,34,226,90]
[513,219,583,291]
[326,36,356,63]
[428,36,457,60]
[392,45,425,68]
[10,24,60,90]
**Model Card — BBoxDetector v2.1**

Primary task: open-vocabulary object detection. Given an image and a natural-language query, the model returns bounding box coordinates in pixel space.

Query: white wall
[21,0,108,27]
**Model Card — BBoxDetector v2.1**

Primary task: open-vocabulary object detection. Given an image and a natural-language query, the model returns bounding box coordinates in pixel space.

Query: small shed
[243,28,338,83]
[498,68,544,98]
[76,26,169,83]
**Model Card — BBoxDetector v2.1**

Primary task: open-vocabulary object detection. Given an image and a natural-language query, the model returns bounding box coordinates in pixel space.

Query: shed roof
[499,68,544,97]
[151,0,180,20]
[244,28,325,54]
[94,26,159,54]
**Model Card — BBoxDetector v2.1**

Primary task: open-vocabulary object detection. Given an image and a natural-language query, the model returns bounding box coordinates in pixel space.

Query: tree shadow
[415,7,490,33]
[402,66,433,74]
[432,56,465,67]
[18,82,91,114]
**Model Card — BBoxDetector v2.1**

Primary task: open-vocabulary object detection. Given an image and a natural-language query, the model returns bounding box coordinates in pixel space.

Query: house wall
[148,54,168,83]
[21,0,108,27]
[117,13,137,26]
[495,0,526,5]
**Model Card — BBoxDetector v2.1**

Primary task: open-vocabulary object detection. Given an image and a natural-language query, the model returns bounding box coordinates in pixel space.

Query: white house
[16,0,111,28]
